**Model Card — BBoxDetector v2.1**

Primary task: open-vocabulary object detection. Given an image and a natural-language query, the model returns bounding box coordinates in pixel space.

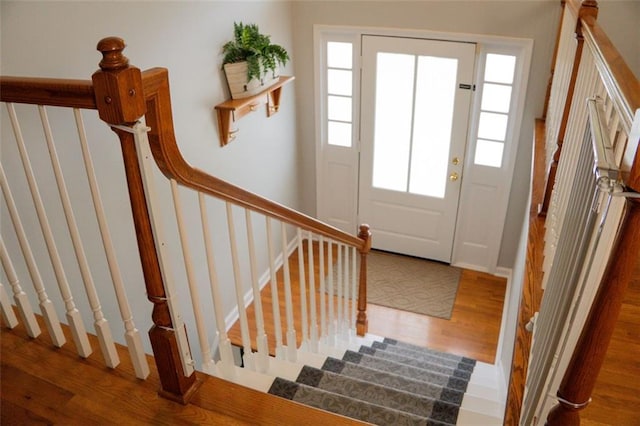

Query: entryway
[358,35,475,262]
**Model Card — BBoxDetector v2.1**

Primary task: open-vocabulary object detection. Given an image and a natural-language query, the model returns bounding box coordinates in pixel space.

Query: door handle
[449,172,459,182]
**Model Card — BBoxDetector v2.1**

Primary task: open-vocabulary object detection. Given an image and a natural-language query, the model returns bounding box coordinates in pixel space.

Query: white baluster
[73,109,148,378]
[172,181,214,373]
[0,237,39,337]
[266,217,285,359]
[0,164,65,347]
[296,228,309,351]
[351,246,357,335]
[39,106,118,368]
[342,244,349,341]
[0,282,19,328]
[226,202,254,370]
[280,222,297,362]
[327,240,336,345]
[337,243,343,337]
[6,103,91,358]
[318,235,327,344]
[246,210,269,373]
[307,231,319,352]
[199,194,234,379]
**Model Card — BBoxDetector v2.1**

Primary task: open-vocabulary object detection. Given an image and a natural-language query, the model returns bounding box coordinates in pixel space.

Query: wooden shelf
[215,76,294,146]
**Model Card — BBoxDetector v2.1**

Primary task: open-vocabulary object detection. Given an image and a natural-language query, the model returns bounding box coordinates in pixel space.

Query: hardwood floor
[0,313,364,425]
[227,242,508,365]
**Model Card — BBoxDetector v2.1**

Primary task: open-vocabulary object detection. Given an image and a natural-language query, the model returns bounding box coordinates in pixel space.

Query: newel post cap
[92,36,145,125]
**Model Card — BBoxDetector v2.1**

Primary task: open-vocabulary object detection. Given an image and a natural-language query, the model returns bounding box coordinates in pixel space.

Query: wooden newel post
[356,224,371,336]
[546,198,640,425]
[92,37,198,403]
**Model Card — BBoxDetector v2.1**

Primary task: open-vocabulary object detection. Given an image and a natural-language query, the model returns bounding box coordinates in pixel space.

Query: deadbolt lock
[452,157,461,165]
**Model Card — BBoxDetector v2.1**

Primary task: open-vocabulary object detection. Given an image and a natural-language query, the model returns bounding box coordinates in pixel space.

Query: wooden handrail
[140,67,367,250]
[0,77,96,109]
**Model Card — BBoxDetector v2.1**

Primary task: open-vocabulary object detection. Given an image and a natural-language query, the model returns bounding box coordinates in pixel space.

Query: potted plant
[221,22,290,99]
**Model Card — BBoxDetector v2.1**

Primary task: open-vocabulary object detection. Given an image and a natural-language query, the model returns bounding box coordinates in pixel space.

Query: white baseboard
[495,266,512,279]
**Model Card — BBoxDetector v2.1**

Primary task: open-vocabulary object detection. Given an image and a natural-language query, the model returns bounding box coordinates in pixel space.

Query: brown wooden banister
[0,77,96,109]
[538,1,640,424]
[140,67,366,250]
[0,34,372,405]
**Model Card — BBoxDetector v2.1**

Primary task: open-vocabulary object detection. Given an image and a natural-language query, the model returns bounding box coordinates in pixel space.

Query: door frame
[314,25,533,273]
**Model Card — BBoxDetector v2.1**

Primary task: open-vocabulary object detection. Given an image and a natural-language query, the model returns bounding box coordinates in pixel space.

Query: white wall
[598,0,640,79]
[291,1,561,269]
[1,1,298,362]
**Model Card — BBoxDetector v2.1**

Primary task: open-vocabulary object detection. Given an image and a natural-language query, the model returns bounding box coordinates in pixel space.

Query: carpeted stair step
[268,377,455,426]
[371,341,475,371]
[294,365,461,424]
[358,346,473,379]
[322,357,466,405]
[381,339,476,366]
[341,350,471,392]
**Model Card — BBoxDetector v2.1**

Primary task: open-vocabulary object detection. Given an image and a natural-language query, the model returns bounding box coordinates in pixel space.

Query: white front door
[358,36,476,262]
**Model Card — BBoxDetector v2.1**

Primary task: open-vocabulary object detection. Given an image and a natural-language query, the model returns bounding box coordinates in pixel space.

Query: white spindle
[6,103,92,358]
[280,222,297,362]
[130,121,194,377]
[172,181,214,373]
[318,235,327,343]
[336,243,343,336]
[351,246,357,333]
[39,106,118,368]
[327,241,336,345]
[307,231,319,352]
[245,209,269,373]
[0,237,40,337]
[0,282,19,328]
[199,194,235,379]
[226,202,254,369]
[342,245,349,339]
[73,109,148,378]
[296,229,309,349]
[266,217,285,359]
[0,164,65,347]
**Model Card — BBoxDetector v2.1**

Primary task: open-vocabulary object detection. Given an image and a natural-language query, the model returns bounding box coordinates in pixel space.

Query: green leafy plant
[222,22,289,82]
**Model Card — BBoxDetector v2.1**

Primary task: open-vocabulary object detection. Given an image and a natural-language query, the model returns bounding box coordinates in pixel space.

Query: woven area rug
[360,250,462,320]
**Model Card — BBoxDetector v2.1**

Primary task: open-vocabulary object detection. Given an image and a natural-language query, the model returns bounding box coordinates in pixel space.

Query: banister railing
[511,0,640,424]
[2,36,371,404]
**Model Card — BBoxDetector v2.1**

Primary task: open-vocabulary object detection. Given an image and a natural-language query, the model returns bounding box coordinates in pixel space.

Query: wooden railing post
[91,37,198,403]
[356,224,371,336]
[539,0,598,215]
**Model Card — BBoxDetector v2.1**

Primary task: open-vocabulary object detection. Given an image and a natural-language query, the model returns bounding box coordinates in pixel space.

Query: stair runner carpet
[268,338,476,425]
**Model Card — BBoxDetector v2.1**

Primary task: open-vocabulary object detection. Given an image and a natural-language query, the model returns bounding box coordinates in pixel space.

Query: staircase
[0,37,506,425]
[214,335,505,425]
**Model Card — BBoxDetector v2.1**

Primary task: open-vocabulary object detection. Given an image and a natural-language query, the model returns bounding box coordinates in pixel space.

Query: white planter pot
[223,61,279,100]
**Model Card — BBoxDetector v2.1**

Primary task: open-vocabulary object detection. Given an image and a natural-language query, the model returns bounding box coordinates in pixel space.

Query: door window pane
[328,95,352,121]
[410,56,458,198]
[328,121,352,147]
[478,112,508,141]
[328,69,352,96]
[481,83,512,113]
[328,42,353,68]
[475,139,504,167]
[372,52,415,192]
[484,54,516,84]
